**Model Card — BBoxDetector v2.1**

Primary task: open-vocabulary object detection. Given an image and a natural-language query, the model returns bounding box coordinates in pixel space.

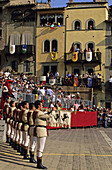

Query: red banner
[71,111,97,127]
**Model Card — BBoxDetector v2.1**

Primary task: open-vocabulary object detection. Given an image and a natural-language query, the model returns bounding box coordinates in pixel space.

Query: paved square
[0,128,112,170]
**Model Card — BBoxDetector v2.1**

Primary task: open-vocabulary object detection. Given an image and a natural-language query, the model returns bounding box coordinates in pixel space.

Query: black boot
[17,145,22,153]
[10,138,13,146]
[37,157,47,169]
[20,146,25,156]
[12,141,16,149]
[14,142,18,150]
[6,135,10,143]
[30,151,37,163]
[23,148,29,159]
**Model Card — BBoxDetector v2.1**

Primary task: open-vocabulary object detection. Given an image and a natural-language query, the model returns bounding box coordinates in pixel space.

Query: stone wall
[0,120,6,142]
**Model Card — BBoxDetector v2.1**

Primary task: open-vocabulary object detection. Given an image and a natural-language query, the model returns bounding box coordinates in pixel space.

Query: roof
[37,7,65,11]
[67,2,107,5]
[7,4,35,8]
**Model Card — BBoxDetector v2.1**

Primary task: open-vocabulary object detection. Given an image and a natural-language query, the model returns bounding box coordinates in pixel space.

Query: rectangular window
[57,14,63,25]
[111,50,112,66]
[24,61,30,72]
[40,14,63,26]
[0,30,2,38]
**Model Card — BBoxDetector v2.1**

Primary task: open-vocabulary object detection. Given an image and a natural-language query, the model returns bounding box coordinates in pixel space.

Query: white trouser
[30,127,37,152]
[22,131,29,147]
[16,130,19,143]
[11,127,14,139]
[30,136,37,152]
[37,137,46,157]
[7,124,11,136]
[13,129,16,142]
[18,130,22,145]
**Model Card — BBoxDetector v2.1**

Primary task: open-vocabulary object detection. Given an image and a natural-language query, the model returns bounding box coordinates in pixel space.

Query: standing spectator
[84,48,87,59]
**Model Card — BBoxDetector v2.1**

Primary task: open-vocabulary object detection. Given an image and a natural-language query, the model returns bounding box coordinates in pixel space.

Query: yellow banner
[72,52,78,62]
[51,52,57,61]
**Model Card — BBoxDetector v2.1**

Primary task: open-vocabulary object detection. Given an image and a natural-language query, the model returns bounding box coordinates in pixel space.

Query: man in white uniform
[33,100,51,169]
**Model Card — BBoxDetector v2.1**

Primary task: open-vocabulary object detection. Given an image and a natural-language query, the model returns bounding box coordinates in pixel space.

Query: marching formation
[3,98,51,169]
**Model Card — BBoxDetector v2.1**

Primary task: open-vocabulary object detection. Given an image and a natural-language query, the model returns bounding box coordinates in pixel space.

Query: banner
[10,45,15,54]
[72,52,78,62]
[48,110,71,128]
[51,52,57,61]
[86,52,92,62]
[22,44,27,54]
[74,78,78,87]
[87,77,92,87]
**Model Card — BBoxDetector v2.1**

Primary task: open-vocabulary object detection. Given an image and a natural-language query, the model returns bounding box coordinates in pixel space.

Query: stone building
[0,0,51,74]
[35,0,109,107]
[105,5,112,108]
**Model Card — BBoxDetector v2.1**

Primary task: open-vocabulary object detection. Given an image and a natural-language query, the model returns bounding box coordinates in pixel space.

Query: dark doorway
[74,69,80,75]
[51,65,57,75]
[43,66,49,76]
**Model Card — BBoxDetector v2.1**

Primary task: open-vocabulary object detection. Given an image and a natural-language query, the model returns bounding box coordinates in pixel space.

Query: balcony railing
[62,77,102,89]
[5,45,35,55]
[66,51,101,64]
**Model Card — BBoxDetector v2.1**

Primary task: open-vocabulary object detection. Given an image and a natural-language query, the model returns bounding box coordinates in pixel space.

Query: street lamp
[64,15,69,77]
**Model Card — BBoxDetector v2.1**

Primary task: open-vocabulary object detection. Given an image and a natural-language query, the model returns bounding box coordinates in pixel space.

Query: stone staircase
[0,120,6,142]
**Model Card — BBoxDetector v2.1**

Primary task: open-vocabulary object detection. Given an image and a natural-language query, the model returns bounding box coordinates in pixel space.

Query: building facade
[36,7,65,77]
[0,0,36,74]
[36,0,108,107]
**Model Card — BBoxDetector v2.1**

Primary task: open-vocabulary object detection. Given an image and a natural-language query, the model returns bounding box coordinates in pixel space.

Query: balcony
[62,77,102,90]
[5,45,35,55]
[65,52,101,65]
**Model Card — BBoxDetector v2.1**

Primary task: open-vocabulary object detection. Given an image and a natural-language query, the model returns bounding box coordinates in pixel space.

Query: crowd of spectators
[0,69,112,127]
[63,72,102,88]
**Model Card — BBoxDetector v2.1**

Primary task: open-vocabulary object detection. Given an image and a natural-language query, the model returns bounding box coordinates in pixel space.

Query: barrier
[47,111,97,129]
[16,93,93,108]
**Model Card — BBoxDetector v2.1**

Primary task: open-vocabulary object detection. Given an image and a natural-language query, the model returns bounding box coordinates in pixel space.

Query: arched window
[24,9,35,22]
[86,19,95,30]
[73,20,81,30]
[88,43,94,51]
[11,10,23,22]
[74,42,81,51]
[86,42,95,52]
[22,32,31,45]
[24,61,30,72]
[10,33,20,45]
[52,39,58,52]
[44,40,50,53]
[12,61,18,72]
[70,42,81,52]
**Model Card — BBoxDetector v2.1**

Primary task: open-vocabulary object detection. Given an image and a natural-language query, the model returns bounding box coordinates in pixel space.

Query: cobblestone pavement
[0,127,112,170]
